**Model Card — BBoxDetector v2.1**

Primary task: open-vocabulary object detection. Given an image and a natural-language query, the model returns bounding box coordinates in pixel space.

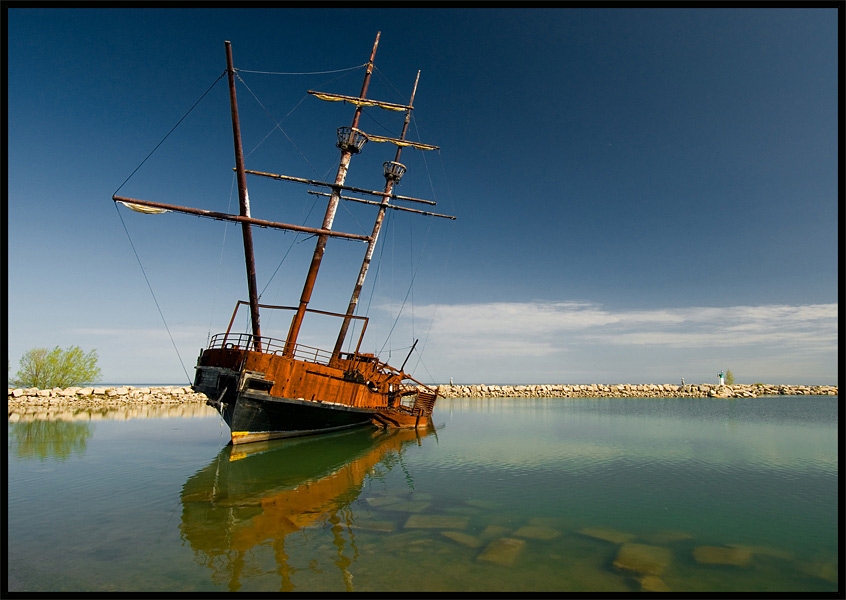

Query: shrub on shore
[10,346,101,388]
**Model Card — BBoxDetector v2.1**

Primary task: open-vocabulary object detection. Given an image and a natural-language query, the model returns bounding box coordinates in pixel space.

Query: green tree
[725,369,735,385]
[11,346,101,388]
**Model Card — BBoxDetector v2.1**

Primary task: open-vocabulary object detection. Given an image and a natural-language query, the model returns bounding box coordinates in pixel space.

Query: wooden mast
[283,32,381,357]
[225,40,262,352]
[331,71,421,362]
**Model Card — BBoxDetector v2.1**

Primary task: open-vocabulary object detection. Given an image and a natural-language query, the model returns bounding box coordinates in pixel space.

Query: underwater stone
[441,531,483,548]
[349,520,396,533]
[383,530,427,547]
[639,575,671,592]
[799,560,838,584]
[404,515,470,529]
[477,537,526,566]
[365,496,403,507]
[512,525,562,540]
[578,527,636,544]
[726,543,793,561]
[693,545,752,566]
[382,501,432,513]
[613,543,673,576]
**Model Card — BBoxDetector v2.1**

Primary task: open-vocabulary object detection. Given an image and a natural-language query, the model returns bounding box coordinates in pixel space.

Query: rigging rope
[236,64,367,76]
[113,203,192,384]
[403,122,455,377]
[378,218,433,356]
[237,72,337,181]
[113,71,226,196]
[206,173,237,343]
[234,68,377,295]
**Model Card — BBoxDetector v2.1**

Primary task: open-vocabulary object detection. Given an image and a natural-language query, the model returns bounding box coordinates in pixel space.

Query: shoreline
[7,382,838,410]
[434,383,838,398]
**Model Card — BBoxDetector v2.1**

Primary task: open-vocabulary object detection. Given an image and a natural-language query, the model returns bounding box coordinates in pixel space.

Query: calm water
[6,396,839,593]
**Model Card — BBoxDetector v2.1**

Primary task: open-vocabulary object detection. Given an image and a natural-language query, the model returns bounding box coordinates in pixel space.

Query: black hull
[214,391,378,444]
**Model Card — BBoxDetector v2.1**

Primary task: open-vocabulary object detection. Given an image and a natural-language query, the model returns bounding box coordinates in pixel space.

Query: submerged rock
[404,514,470,529]
[639,575,671,592]
[725,543,793,561]
[799,560,838,584]
[383,530,427,548]
[693,545,752,566]
[477,537,526,566]
[382,501,431,513]
[613,543,673,576]
[349,520,395,533]
[441,530,483,548]
[512,525,562,540]
[478,525,511,541]
[365,496,403,507]
[577,527,636,544]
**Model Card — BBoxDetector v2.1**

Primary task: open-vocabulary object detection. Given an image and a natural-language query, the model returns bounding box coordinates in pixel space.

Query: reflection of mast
[181,427,433,590]
[228,549,245,592]
[330,509,355,592]
[272,538,295,593]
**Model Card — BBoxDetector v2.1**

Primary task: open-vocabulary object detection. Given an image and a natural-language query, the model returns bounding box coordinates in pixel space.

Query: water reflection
[180,426,435,592]
[8,403,218,422]
[8,420,93,461]
[436,397,838,475]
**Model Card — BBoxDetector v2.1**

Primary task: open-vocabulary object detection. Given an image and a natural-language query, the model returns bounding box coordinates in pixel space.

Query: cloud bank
[54,302,836,385]
[408,301,837,385]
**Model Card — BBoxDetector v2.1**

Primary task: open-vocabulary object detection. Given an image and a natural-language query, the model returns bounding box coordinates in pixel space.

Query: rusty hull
[195,345,434,444]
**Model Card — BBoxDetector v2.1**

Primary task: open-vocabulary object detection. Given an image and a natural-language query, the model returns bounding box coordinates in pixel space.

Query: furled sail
[308,91,410,112]
[118,201,170,214]
[359,132,439,151]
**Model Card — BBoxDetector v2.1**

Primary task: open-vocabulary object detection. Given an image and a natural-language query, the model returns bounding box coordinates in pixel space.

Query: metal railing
[215,301,370,358]
[207,301,439,397]
[208,332,336,366]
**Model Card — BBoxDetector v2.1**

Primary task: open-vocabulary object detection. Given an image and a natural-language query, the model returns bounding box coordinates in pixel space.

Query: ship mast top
[283,32,381,356]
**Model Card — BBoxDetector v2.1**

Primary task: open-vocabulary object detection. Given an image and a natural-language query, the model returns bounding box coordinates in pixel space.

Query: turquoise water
[6,396,839,592]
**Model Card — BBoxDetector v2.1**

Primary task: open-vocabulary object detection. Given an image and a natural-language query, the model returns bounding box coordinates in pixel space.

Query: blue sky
[6,7,840,386]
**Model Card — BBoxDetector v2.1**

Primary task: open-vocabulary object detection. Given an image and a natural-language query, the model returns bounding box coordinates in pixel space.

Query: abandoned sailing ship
[113,34,454,444]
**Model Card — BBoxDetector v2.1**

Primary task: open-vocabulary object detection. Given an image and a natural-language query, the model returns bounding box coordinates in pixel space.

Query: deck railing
[208,332,337,366]
[207,301,439,396]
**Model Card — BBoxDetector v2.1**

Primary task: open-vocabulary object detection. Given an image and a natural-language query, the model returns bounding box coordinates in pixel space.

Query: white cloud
[406,301,838,384]
[48,301,835,384]
[424,301,836,347]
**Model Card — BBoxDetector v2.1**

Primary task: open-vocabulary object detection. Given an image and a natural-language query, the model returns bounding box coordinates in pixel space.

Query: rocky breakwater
[8,385,210,411]
[431,383,837,399]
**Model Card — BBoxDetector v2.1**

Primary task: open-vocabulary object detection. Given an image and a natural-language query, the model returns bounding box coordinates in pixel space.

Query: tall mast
[284,32,381,356]
[225,40,262,352]
[331,71,420,362]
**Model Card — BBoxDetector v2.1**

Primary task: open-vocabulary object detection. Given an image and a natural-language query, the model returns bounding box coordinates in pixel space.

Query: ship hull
[219,391,379,445]
[194,347,436,445]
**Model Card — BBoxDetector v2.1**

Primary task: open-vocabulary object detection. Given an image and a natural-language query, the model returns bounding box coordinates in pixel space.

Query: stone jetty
[7,385,209,410]
[430,383,837,399]
[7,383,837,411]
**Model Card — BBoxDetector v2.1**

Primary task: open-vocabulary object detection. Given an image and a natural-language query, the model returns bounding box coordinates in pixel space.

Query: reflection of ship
[113,33,454,444]
[180,426,434,591]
